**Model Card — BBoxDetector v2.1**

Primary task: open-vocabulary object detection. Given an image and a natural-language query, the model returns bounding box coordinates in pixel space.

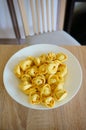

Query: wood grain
[0,45,86,130]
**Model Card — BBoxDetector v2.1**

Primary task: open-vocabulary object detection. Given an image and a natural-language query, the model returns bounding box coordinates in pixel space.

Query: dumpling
[26,66,38,77]
[47,63,59,74]
[29,93,40,104]
[42,96,55,108]
[20,59,32,71]
[14,65,21,78]
[32,74,45,86]
[39,64,48,74]
[57,64,67,77]
[55,82,64,91]
[48,75,58,85]
[21,74,31,82]
[41,84,51,97]
[47,52,56,61]
[19,81,32,91]
[34,57,41,66]
[54,89,67,101]
[39,54,47,64]
[56,53,68,62]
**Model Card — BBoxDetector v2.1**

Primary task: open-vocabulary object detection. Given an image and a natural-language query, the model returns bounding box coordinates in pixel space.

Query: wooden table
[0,45,86,130]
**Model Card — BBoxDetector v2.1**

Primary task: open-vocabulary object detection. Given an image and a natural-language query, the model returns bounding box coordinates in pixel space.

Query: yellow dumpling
[56,53,68,62]
[47,63,58,74]
[41,84,51,97]
[54,89,67,101]
[57,64,67,77]
[21,74,31,82]
[48,75,58,85]
[39,64,48,74]
[47,52,56,61]
[39,54,47,63]
[57,74,65,83]
[34,57,41,66]
[42,96,55,108]
[25,87,38,95]
[32,75,45,86]
[29,93,40,104]
[27,66,38,77]
[55,82,64,91]
[19,81,32,91]
[14,65,21,78]
[23,88,31,95]
[20,59,32,71]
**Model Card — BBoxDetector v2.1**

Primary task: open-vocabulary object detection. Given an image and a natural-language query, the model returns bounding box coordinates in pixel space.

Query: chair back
[17,0,66,37]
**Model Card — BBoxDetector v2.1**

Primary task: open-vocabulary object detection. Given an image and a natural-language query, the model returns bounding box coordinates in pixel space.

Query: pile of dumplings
[14,52,68,108]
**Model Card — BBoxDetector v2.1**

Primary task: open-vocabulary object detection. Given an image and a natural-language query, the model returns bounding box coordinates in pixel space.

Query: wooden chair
[13,0,80,45]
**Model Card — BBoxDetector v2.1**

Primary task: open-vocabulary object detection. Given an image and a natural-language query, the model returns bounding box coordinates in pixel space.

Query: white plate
[3,44,82,110]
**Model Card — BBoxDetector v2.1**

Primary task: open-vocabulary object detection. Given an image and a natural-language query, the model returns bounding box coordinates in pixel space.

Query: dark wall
[70,2,86,45]
[64,1,86,45]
